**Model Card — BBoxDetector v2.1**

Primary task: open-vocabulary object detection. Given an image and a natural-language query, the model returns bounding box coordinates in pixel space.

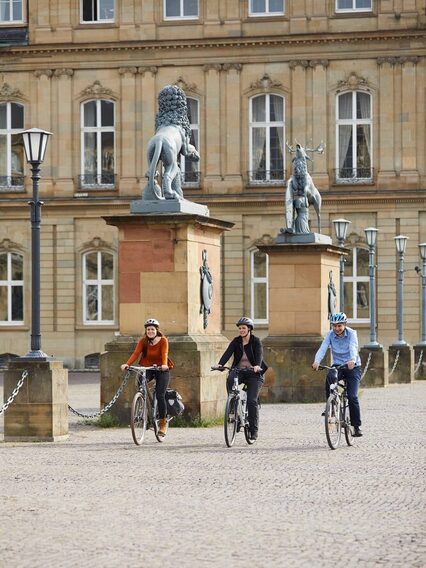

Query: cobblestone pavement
[1,374,425,568]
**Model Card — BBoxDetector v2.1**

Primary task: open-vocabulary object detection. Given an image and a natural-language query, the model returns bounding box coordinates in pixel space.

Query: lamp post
[393,235,409,346]
[333,218,351,312]
[21,128,52,358]
[416,243,426,346]
[364,227,381,349]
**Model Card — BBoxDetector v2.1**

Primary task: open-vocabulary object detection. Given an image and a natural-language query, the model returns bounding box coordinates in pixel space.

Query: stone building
[0,1,425,368]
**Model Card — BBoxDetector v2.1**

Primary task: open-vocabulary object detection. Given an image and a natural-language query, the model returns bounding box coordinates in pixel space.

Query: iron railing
[0,175,25,189]
[181,171,201,186]
[247,169,286,185]
[334,167,374,184]
[77,173,116,188]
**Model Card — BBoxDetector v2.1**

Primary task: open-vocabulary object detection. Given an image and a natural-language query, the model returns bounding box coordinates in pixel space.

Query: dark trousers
[227,370,263,434]
[147,370,170,419]
[326,366,362,428]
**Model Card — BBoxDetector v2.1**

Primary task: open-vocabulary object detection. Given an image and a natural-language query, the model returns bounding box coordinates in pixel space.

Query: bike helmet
[236,317,254,330]
[330,312,347,324]
[144,318,160,328]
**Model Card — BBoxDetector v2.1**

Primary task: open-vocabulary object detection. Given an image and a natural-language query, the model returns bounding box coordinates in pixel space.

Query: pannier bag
[165,389,185,417]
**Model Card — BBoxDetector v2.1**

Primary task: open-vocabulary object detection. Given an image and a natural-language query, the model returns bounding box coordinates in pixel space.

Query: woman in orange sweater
[121,318,173,437]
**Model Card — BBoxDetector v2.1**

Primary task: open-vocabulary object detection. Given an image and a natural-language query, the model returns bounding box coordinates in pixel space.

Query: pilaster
[118,67,138,191]
[53,69,74,193]
[223,63,243,188]
[203,64,222,188]
[138,66,157,180]
[289,60,309,143]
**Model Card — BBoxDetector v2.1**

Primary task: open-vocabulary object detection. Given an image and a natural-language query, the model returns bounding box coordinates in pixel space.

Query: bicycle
[211,366,260,447]
[319,364,355,450]
[126,365,173,446]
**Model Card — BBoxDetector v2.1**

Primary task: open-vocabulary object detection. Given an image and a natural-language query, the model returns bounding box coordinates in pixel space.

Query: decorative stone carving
[309,59,329,69]
[0,238,24,252]
[53,69,74,78]
[203,64,222,73]
[175,76,197,93]
[34,70,54,78]
[0,83,25,101]
[377,56,420,66]
[336,72,372,92]
[118,67,138,75]
[200,250,213,330]
[253,234,275,247]
[249,73,282,90]
[80,80,114,98]
[289,60,309,69]
[81,236,112,252]
[138,66,158,76]
[222,63,242,73]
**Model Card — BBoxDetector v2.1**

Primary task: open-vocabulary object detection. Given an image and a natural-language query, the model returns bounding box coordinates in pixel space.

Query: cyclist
[312,312,363,437]
[212,317,267,441]
[121,318,173,438]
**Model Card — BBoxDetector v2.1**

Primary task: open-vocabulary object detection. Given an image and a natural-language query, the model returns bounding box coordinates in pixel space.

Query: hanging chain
[360,352,372,381]
[414,350,424,376]
[0,370,28,415]
[388,350,400,378]
[68,371,131,419]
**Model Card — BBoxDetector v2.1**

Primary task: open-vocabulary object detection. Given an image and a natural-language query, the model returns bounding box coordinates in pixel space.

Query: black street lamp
[393,235,409,346]
[364,227,381,349]
[416,243,426,346]
[332,218,351,312]
[21,128,52,359]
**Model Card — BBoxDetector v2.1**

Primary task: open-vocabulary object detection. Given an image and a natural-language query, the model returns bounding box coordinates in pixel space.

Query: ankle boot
[158,418,167,437]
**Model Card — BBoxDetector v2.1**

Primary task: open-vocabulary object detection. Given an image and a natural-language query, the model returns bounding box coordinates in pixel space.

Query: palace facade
[0,1,425,367]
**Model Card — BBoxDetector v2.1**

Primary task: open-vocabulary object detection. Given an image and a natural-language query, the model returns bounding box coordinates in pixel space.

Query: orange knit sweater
[126,336,173,368]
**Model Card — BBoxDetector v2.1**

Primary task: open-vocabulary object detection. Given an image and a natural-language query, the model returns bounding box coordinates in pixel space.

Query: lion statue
[143,85,200,201]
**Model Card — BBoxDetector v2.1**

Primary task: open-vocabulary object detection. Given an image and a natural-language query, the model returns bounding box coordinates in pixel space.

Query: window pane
[356,0,371,8]
[269,95,283,122]
[11,134,24,175]
[337,0,352,8]
[100,0,114,20]
[253,283,267,320]
[251,128,266,171]
[0,104,6,129]
[102,285,113,320]
[187,98,198,125]
[251,0,266,13]
[85,252,98,279]
[357,248,369,277]
[101,252,113,279]
[345,249,353,277]
[11,253,23,280]
[82,0,94,21]
[11,286,23,320]
[339,125,353,171]
[0,253,6,280]
[11,103,24,129]
[0,2,10,21]
[84,133,97,174]
[252,96,266,122]
[12,0,23,20]
[86,284,98,320]
[101,100,114,127]
[338,92,352,119]
[101,132,114,175]
[357,282,369,317]
[253,251,266,278]
[344,282,353,319]
[0,136,6,174]
[165,0,179,17]
[0,286,7,320]
[270,0,283,12]
[184,0,197,16]
[84,101,97,127]
[270,127,283,172]
[356,125,371,174]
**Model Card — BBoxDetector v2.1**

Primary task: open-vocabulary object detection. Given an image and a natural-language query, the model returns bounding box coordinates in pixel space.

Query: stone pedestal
[359,347,388,387]
[414,345,426,380]
[4,359,68,442]
[258,241,343,402]
[388,345,414,384]
[101,212,233,423]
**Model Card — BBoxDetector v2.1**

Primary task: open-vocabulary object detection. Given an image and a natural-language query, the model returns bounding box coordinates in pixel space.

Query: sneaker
[250,431,258,441]
[354,427,363,437]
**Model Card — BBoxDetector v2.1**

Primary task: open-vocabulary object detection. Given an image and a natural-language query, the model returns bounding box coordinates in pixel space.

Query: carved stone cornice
[80,80,114,99]
[309,59,329,69]
[222,63,242,73]
[377,55,420,66]
[249,73,282,90]
[0,83,25,101]
[203,64,222,73]
[175,76,197,92]
[253,234,274,247]
[336,72,373,92]
[0,238,24,252]
[289,60,309,69]
[53,68,74,78]
[138,66,158,76]
[118,67,138,75]
[34,69,53,78]
[80,236,113,252]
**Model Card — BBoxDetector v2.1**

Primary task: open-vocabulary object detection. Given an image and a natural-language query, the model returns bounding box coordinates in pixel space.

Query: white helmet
[144,318,159,328]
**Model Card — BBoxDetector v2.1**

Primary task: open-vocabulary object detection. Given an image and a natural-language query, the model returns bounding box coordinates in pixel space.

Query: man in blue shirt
[312,312,363,437]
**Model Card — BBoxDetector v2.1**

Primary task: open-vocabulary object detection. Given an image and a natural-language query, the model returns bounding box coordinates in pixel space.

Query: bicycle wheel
[153,397,168,443]
[325,394,341,450]
[224,396,238,447]
[130,391,147,446]
[343,399,355,446]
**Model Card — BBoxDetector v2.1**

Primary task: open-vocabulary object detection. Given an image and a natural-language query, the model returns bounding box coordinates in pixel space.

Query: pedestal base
[360,347,388,387]
[414,345,426,380]
[4,359,68,442]
[388,345,414,384]
[130,198,209,216]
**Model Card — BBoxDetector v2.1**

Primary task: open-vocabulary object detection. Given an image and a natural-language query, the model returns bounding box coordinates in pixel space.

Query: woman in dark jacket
[213,317,267,441]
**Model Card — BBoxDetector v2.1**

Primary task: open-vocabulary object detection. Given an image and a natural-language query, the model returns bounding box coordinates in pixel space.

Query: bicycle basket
[165,389,185,417]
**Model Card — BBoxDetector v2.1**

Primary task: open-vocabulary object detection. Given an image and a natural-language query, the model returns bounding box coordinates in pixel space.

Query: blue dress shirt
[314,326,361,367]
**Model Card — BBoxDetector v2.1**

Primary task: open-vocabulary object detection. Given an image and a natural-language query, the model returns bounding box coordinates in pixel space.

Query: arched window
[336,91,372,182]
[0,102,24,189]
[82,250,114,324]
[0,251,24,324]
[180,96,200,186]
[80,99,115,188]
[250,249,268,324]
[249,94,284,184]
[344,246,369,322]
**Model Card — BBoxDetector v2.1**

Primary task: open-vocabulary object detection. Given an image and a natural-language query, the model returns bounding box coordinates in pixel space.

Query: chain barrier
[414,350,423,376]
[360,352,372,381]
[68,371,130,419]
[388,350,400,378]
[0,370,28,415]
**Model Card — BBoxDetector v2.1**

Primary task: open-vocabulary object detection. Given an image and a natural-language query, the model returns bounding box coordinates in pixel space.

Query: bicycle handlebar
[211,365,259,374]
[126,365,160,372]
[318,364,348,371]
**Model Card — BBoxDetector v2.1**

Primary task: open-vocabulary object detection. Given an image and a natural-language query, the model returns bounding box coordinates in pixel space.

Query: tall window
[181,97,199,186]
[344,247,369,322]
[81,99,115,187]
[336,0,372,12]
[251,250,268,324]
[249,0,284,16]
[249,94,284,184]
[0,102,24,189]
[0,252,23,324]
[0,0,23,22]
[164,0,198,19]
[83,251,114,324]
[81,0,114,23]
[336,91,372,182]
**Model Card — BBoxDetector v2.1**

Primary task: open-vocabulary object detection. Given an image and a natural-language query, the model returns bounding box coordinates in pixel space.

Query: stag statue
[284,141,325,234]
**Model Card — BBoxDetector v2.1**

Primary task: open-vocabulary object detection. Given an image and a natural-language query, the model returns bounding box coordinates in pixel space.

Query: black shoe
[250,431,258,441]
[321,410,325,417]
[354,427,363,437]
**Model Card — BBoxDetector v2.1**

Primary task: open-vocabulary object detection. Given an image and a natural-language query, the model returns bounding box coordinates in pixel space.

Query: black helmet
[144,318,160,328]
[236,317,254,330]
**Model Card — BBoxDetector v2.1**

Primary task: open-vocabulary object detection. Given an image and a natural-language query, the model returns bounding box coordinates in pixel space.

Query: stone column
[289,60,309,143]
[118,67,138,193]
[377,58,396,186]
[388,345,414,384]
[223,63,243,191]
[310,59,328,185]
[138,66,157,180]
[401,57,419,186]
[203,64,222,190]
[53,69,74,195]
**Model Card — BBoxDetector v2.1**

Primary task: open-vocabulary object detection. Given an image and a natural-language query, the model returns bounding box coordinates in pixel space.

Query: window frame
[335,0,372,13]
[248,0,284,17]
[180,96,200,187]
[82,250,115,325]
[344,246,370,324]
[0,101,25,190]
[335,90,373,183]
[0,251,24,326]
[0,0,24,23]
[250,249,269,325]
[80,0,115,24]
[163,0,199,21]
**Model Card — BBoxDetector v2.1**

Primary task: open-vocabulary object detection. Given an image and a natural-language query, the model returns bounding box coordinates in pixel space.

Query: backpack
[165,389,185,417]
